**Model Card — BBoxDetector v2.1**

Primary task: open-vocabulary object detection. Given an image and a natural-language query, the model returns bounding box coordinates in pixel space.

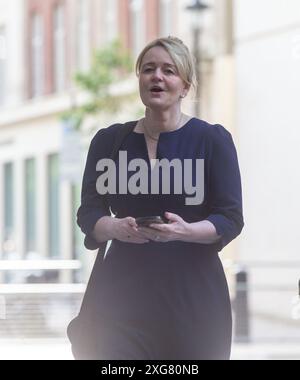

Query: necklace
[142,113,183,142]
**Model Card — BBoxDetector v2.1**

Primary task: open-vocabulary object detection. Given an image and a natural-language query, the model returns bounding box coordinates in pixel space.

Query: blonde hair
[135,36,197,93]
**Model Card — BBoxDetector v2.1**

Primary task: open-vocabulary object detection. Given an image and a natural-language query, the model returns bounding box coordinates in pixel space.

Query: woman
[69,36,244,360]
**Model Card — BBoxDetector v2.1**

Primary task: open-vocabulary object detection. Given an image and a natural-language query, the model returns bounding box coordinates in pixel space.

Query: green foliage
[61,39,133,131]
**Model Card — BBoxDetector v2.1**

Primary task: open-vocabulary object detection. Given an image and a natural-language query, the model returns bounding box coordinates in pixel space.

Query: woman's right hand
[93,216,149,244]
[112,217,150,244]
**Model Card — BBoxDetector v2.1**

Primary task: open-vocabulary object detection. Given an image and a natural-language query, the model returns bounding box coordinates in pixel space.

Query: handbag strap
[110,121,137,160]
[91,121,137,255]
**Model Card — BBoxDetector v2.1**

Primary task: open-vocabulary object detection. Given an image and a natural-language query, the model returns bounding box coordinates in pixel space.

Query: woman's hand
[137,212,190,243]
[113,217,150,244]
[94,213,220,245]
[93,216,150,244]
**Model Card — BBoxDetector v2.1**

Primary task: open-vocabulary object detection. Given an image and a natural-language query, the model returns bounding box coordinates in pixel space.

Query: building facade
[0,0,178,284]
[0,0,237,285]
[233,0,300,340]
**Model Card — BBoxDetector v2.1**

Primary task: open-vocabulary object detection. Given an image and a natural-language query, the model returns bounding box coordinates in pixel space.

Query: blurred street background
[1,0,300,360]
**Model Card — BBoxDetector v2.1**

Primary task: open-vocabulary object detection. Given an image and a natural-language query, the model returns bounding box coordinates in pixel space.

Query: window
[130,0,145,58]
[31,13,44,97]
[71,184,84,282]
[103,0,118,43]
[48,154,60,258]
[159,0,173,37]
[77,0,90,71]
[25,158,37,256]
[71,184,81,259]
[0,26,6,105]
[3,163,15,257]
[53,4,66,92]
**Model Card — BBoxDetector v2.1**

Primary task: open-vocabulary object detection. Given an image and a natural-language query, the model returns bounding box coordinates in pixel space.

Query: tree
[61,39,134,131]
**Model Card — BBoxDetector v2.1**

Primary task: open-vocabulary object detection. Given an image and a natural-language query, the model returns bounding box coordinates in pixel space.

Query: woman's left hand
[137,212,190,243]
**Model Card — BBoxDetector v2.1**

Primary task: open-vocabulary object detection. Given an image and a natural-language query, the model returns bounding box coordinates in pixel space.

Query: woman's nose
[151,68,163,81]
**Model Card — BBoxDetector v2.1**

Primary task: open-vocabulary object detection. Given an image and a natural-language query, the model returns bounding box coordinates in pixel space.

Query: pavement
[231,341,300,360]
[1,339,300,360]
[0,339,74,360]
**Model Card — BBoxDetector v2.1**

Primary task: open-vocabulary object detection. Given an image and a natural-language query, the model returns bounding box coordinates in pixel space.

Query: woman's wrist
[179,222,199,243]
[181,220,221,244]
[93,216,118,242]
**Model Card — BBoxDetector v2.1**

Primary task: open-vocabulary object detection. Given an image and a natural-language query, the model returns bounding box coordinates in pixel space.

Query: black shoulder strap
[82,122,137,257]
[90,121,136,257]
[110,121,137,160]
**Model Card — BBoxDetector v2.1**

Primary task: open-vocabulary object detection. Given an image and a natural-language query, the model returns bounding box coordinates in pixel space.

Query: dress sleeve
[77,129,111,250]
[205,125,244,251]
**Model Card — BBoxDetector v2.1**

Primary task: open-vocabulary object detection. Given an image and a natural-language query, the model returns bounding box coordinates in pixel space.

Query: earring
[180,94,185,99]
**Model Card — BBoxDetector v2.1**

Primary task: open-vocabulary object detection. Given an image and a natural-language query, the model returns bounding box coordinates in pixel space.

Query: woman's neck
[144,108,184,134]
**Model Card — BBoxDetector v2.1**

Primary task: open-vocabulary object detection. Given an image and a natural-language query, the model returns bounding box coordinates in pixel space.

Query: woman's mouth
[150,87,165,95]
[150,86,164,93]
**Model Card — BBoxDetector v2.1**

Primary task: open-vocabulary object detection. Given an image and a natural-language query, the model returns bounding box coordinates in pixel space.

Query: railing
[0,259,82,271]
[231,261,300,343]
[1,259,300,341]
[0,260,85,338]
[0,260,82,291]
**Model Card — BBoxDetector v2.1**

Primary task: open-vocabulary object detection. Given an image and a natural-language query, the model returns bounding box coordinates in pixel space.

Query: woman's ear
[185,83,191,90]
[182,84,191,98]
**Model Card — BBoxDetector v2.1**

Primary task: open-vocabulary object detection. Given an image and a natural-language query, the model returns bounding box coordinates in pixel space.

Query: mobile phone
[135,216,167,227]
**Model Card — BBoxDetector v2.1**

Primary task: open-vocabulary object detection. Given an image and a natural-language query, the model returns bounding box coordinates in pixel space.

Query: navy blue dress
[76,117,244,360]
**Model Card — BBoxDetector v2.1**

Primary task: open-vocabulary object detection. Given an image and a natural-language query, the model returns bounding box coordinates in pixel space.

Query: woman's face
[138,46,189,111]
